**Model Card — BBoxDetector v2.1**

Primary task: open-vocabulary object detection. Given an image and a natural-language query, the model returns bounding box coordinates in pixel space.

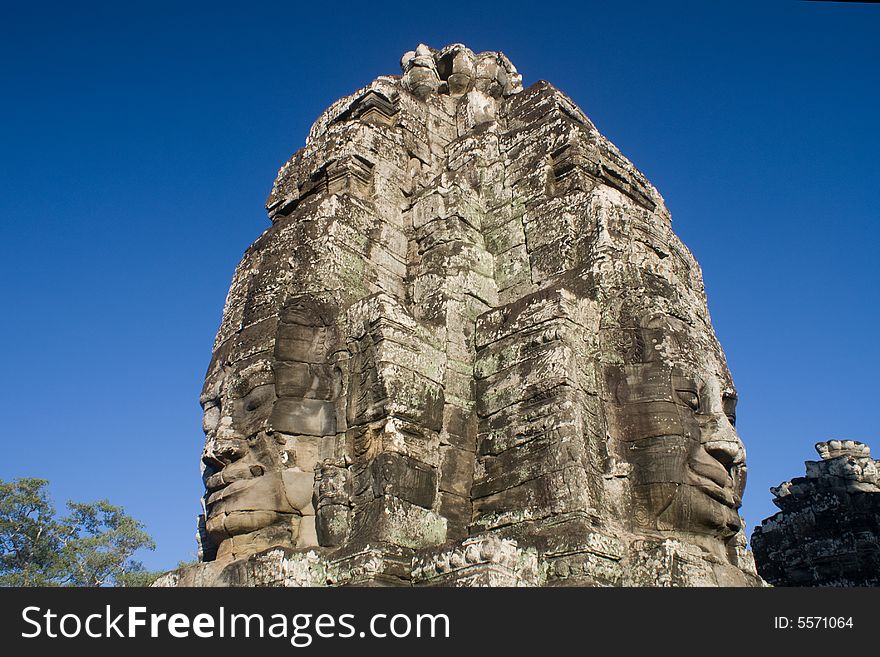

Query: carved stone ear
[604,366,629,404]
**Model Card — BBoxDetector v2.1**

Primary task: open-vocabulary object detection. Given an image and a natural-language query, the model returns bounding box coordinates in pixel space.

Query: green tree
[0,478,161,587]
[0,478,60,586]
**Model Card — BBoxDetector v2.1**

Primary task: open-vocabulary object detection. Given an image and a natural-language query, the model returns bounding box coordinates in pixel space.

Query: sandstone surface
[155,43,762,587]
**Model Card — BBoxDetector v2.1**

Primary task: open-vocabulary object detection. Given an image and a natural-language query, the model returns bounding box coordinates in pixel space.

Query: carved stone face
[199,297,333,559]
[607,315,745,541]
[199,357,296,558]
[171,45,762,586]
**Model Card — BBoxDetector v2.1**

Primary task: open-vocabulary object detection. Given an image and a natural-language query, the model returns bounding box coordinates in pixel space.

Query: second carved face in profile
[605,314,745,541]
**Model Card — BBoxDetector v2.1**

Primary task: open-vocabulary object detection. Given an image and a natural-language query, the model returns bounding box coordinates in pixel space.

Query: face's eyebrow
[671,374,698,391]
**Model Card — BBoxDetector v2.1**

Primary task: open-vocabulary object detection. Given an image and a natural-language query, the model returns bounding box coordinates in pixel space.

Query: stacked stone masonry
[751,440,880,587]
[155,43,763,587]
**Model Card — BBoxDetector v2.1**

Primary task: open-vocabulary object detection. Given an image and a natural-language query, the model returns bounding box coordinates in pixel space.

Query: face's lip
[204,462,266,495]
[688,458,742,509]
[695,477,741,509]
[204,471,230,493]
[205,476,263,508]
[689,448,732,484]
[685,465,743,511]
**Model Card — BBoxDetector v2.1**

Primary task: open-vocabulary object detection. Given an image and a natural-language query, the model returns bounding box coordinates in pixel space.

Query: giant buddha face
[606,313,745,541]
[198,295,336,560]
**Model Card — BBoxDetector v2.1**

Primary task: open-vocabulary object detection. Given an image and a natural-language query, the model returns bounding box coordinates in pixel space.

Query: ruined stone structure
[751,440,880,586]
[155,43,762,587]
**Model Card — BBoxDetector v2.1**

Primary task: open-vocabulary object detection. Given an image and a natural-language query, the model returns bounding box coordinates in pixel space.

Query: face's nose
[696,379,746,489]
[202,434,247,472]
[704,432,743,479]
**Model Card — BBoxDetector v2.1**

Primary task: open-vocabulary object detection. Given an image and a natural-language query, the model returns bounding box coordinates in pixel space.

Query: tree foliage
[0,478,160,587]
[0,478,59,586]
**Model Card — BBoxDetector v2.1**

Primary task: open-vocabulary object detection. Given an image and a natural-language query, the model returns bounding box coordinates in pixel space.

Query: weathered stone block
[352,495,447,549]
[270,398,336,436]
[367,452,438,508]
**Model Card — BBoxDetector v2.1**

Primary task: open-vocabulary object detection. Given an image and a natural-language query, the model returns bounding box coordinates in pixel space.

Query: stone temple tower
[155,43,762,587]
[752,440,880,586]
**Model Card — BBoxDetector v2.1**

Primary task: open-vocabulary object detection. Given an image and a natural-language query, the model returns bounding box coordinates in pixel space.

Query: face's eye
[676,389,701,412]
[723,393,738,427]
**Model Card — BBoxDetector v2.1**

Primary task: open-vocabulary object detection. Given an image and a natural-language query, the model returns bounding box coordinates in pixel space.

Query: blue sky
[1,1,878,572]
